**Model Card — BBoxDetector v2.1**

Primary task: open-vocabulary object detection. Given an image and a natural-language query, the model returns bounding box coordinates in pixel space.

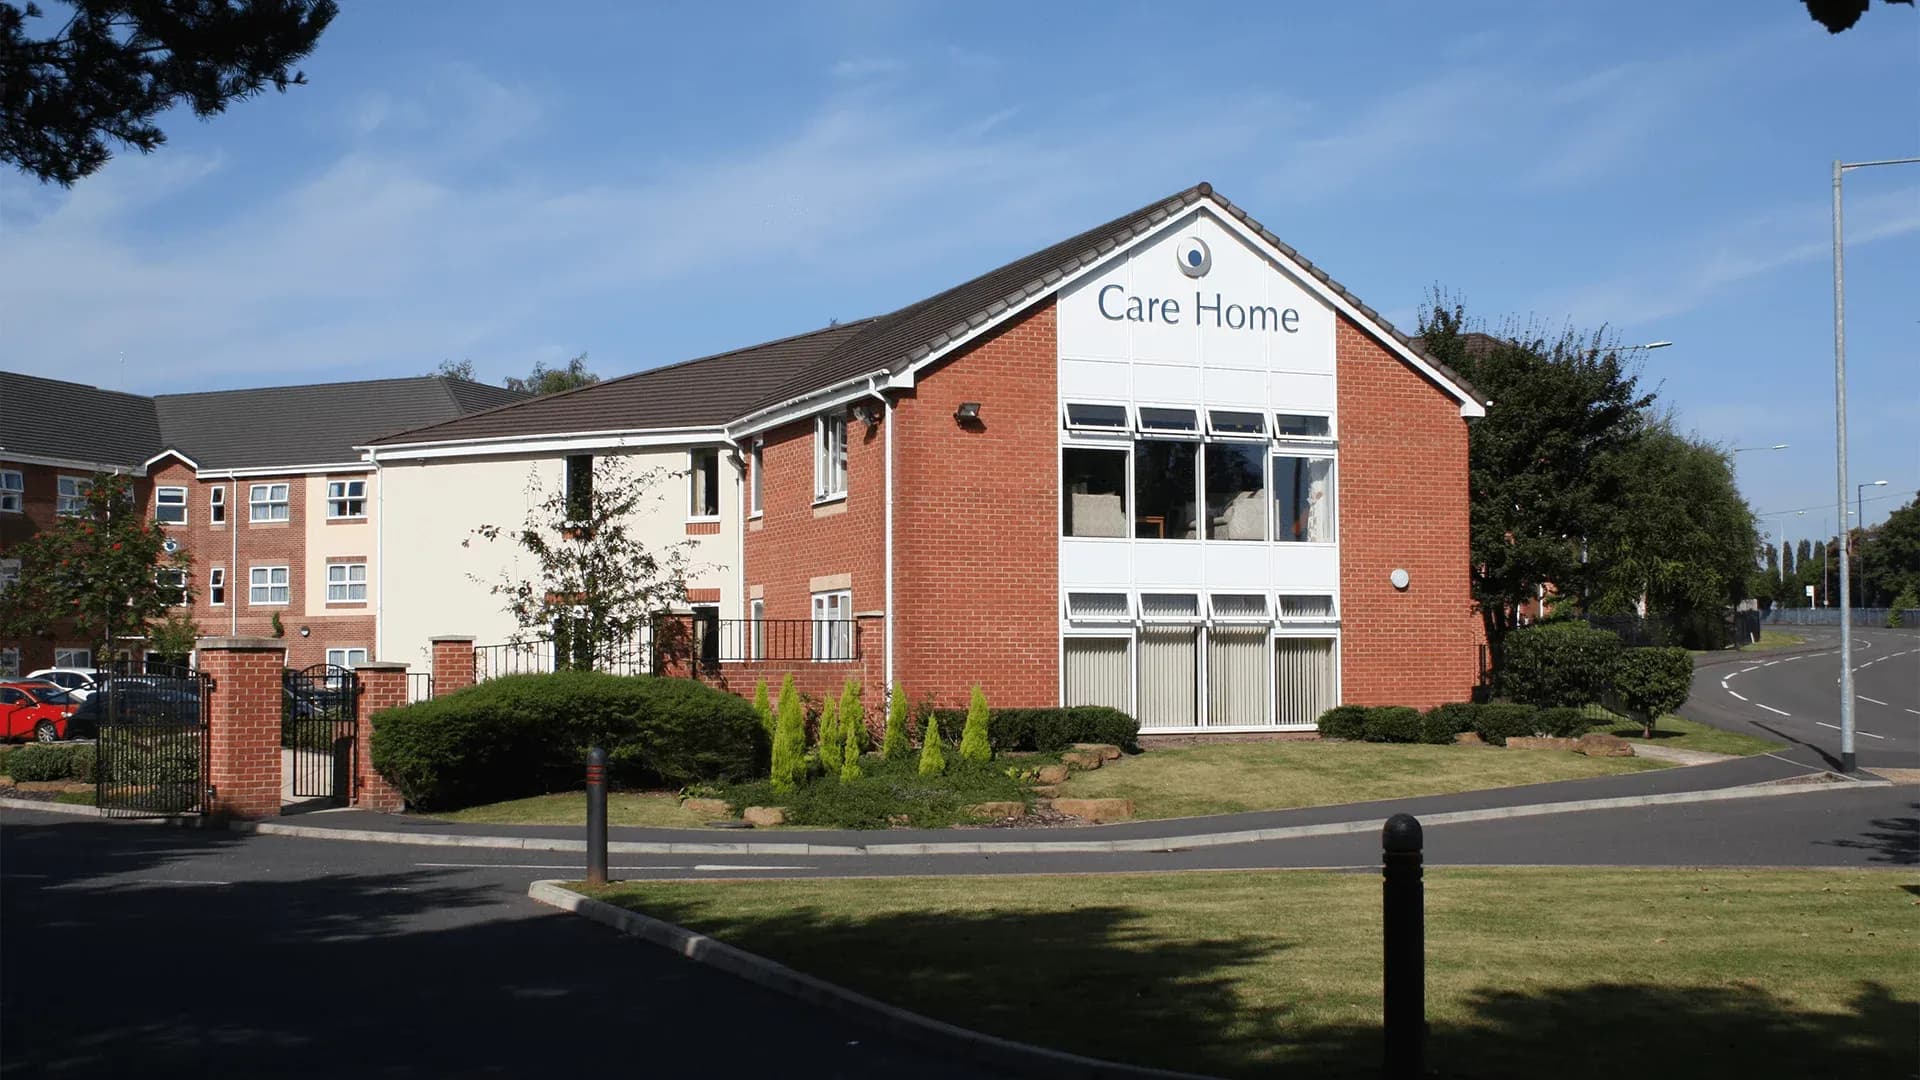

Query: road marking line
[1740,667,1760,674]
[1859,696,1890,706]
[1814,722,1887,739]
[1756,703,1791,717]
[1728,691,1748,701]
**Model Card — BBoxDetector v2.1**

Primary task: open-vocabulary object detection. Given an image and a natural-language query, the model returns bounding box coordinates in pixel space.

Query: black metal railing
[95,664,209,816]
[471,617,863,682]
[683,619,858,664]
[472,631,656,682]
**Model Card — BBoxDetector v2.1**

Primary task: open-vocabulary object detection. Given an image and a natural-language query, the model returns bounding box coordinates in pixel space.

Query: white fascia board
[0,452,145,476]
[202,462,371,479]
[356,427,728,463]
[142,448,201,471]
[725,376,893,441]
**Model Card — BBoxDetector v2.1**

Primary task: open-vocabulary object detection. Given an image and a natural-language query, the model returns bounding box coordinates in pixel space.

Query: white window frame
[209,484,226,524]
[326,562,368,603]
[814,413,848,502]
[1136,405,1201,437]
[811,589,852,660]
[0,647,18,679]
[1139,592,1204,623]
[1273,411,1337,443]
[208,567,226,606]
[249,565,290,605]
[326,647,370,669]
[749,439,764,517]
[57,475,90,516]
[1064,590,1133,624]
[1062,401,1131,433]
[249,483,290,523]
[1209,593,1272,623]
[1272,453,1338,545]
[0,469,22,513]
[1206,409,1267,439]
[687,447,721,520]
[53,647,91,669]
[1277,592,1340,623]
[157,567,188,605]
[327,478,367,519]
[749,598,766,660]
[0,557,19,591]
[155,486,188,525]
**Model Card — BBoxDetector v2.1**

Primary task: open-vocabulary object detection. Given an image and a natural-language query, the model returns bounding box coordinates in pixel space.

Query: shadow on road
[1819,802,1920,865]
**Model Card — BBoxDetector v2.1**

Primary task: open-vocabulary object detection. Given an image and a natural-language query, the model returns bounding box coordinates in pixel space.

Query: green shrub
[1612,647,1693,736]
[1421,703,1481,744]
[840,723,865,784]
[1316,705,1369,741]
[882,685,910,761]
[770,680,806,793]
[1499,623,1623,708]
[1471,703,1541,746]
[839,681,867,754]
[1889,587,1916,628]
[725,756,1025,829]
[918,716,947,777]
[752,680,773,739]
[1361,706,1423,743]
[960,686,993,763]
[1535,707,1592,738]
[367,671,768,811]
[816,697,844,775]
[0,744,17,777]
[7,743,96,782]
[927,706,1142,753]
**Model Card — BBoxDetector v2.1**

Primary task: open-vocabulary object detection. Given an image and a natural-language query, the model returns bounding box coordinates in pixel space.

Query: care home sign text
[1096,284,1303,333]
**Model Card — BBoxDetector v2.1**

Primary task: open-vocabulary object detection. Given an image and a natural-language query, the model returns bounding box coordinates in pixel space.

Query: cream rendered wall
[303,472,376,617]
[375,446,739,672]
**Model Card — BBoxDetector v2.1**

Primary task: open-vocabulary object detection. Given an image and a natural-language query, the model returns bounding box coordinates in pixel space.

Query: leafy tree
[1861,492,1920,606]
[0,472,192,662]
[881,684,909,760]
[751,679,772,739]
[917,715,946,777]
[816,696,843,775]
[1798,538,1814,571]
[432,358,477,381]
[959,685,992,763]
[1417,295,1652,655]
[1804,0,1913,33]
[465,457,691,670]
[1,0,337,186]
[145,609,200,668]
[1780,540,1794,578]
[505,353,599,396]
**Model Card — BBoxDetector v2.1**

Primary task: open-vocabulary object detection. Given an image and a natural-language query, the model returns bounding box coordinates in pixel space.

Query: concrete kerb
[527,879,1215,1080]
[4,772,1890,854]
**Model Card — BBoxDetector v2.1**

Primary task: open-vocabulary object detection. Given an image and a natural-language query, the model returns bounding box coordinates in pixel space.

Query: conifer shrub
[724,756,1024,829]
[839,721,865,784]
[959,685,993,763]
[1316,704,1369,741]
[770,683,807,792]
[817,697,844,775]
[839,681,867,753]
[918,715,947,777]
[882,684,910,761]
[752,680,773,739]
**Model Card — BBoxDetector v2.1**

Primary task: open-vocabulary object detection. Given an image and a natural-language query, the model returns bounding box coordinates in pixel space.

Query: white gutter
[719,433,746,626]
[355,425,726,460]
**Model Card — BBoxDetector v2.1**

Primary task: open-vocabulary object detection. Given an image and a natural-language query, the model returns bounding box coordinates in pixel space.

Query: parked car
[25,668,107,701]
[62,684,202,739]
[0,682,79,742]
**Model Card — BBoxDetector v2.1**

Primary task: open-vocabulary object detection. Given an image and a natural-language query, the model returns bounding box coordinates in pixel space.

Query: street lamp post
[1831,155,1919,774]
[1856,479,1888,602]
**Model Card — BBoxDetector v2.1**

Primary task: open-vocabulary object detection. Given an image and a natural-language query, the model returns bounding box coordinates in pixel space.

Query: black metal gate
[95,665,211,817]
[282,664,359,803]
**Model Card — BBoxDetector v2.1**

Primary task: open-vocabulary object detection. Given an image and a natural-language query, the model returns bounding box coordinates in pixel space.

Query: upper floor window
[815,413,848,500]
[0,557,19,591]
[327,479,367,519]
[209,485,226,524]
[209,567,225,606]
[249,483,290,522]
[57,475,90,515]
[327,562,367,602]
[1063,448,1127,538]
[1064,402,1128,432]
[157,567,188,606]
[1207,410,1265,438]
[1274,455,1336,543]
[565,454,593,523]
[249,565,290,605]
[1138,407,1199,435]
[1275,413,1333,441]
[689,448,720,518]
[749,440,764,516]
[0,470,22,513]
[155,486,187,525]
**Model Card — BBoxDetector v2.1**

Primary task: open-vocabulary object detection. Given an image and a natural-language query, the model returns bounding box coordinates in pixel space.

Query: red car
[0,681,79,742]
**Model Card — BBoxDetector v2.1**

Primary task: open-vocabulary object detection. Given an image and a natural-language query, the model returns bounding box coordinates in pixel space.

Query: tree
[838,718,865,783]
[838,680,866,754]
[505,353,599,396]
[465,456,691,669]
[770,680,805,792]
[751,679,773,739]
[1798,538,1813,570]
[1781,540,1795,578]
[1804,0,1913,33]
[0,471,192,661]
[2,0,337,186]
[1861,492,1920,606]
[917,715,946,777]
[1417,294,1652,655]
[816,695,843,775]
[881,684,909,760]
[432,358,477,381]
[959,685,991,763]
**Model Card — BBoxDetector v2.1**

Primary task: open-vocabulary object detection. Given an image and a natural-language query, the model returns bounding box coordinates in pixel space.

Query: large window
[54,647,92,669]
[1275,637,1338,724]
[209,485,226,524]
[1062,448,1127,538]
[815,413,848,500]
[57,475,90,515]
[326,647,369,669]
[0,557,19,591]
[1137,627,1199,727]
[209,568,225,606]
[1063,637,1129,711]
[327,479,367,518]
[1204,443,1266,541]
[1133,441,1197,539]
[249,483,290,522]
[1273,456,1335,543]
[249,565,290,605]
[689,448,720,518]
[0,470,23,513]
[155,486,187,524]
[811,589,852,659]
[157,567,188,606]
[327,562,367,602]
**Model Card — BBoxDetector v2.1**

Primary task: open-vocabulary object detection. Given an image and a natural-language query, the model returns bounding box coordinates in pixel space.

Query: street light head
[1871,479,1888,486]
[1641,341,1673,350]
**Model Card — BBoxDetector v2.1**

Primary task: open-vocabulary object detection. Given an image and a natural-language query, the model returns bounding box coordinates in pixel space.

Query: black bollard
[1382,813,1425,1080]
[585,746,608,887]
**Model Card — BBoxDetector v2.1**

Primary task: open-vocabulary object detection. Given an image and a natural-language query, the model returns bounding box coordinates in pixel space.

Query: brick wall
[200,639,286,820]
[891,300,1060,709]
[353,663,407,811]
[0,460,152,671]
[1334,315,1480,707]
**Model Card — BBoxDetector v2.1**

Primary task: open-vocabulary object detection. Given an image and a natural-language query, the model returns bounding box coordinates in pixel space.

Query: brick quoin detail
[430,636,475,697]
[199,641,287,820]
[353,664,407,812]
[1335,315,1480,708]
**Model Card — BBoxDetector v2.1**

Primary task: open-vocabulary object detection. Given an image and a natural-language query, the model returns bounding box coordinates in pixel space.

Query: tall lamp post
[1831,155,1919,774]
[1856,479,1888,601]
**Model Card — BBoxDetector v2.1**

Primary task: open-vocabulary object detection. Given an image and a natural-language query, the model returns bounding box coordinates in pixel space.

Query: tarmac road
[1685,627,1919,771]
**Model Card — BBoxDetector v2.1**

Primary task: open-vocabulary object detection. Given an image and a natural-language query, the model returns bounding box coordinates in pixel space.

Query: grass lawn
[427,790,706,828]
[1058,741,1666,820]
[586,869,1918,1080]
[1695,629,1805,656]
[1584,710,1786,757]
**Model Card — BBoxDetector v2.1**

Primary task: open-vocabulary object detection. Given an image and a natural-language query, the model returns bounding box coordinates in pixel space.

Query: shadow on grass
[625,895,1919,1080]
[1819,801,1920,865]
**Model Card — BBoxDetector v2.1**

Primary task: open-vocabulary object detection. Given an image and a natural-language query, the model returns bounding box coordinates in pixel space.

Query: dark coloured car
[63,685,201,739]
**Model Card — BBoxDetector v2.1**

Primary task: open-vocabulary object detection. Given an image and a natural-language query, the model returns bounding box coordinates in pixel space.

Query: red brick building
[372,183,1487,729]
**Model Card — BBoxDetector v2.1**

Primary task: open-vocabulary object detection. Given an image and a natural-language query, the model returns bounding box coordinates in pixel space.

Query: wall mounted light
[954,402,982,423]
[298,626,311,638]
[1389,569,1410,591]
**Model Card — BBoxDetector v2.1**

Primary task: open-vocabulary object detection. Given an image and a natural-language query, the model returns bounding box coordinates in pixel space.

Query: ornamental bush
[1535,706,1593,738]
[725,756,1024,829]
[1498,623,1624,708]
[1361,706,1423,743]
[839,681,867,754]
[959,686,993,763]
[1421,703,1481,744]
[816,697,844,775]
[839,721,865,783]
[918,716,947,777]
[928,706,1142,753]
[882,684,910,761]
[770,679,806,793]
[367,671,768,811]
[752,680,773,739]
[1316,705,1369,741]
[6,743,95,782]
[1612,646,1693,736]
[1470,703,1541,746]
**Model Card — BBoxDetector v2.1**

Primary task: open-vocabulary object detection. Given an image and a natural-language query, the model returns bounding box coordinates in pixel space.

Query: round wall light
[298,626,311,638]
[1389,568,1411,591]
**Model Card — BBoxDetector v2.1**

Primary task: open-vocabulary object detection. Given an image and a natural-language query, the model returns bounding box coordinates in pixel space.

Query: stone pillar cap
[429,635,477,643]
[196,636,287,651]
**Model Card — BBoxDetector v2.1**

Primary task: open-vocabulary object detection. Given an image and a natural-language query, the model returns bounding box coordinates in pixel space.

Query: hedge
[927,706,1140,754]
[7,743,96,783]
[1471,703,1541,746]
[368,672,769,811]
[1316,705,1369,740]
[1421,703,1481,745]
[1535,706,1594,738]
[1612,647,1693,730]
[1499,623,1624,708]
[1361,706,1424,743]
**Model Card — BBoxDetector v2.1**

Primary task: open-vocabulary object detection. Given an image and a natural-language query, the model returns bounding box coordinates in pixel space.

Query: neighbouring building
[368,183,1488,731]
[0,372,523,675]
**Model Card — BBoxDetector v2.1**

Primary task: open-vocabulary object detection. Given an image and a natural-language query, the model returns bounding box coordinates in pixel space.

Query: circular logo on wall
[162,538,180,554]
[1175,236,1211,278]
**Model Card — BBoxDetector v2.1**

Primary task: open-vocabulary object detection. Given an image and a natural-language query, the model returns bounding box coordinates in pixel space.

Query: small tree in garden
[960,685,992,763]
[1611,647,1693,738]
[839,680,867,753]
[770,682,807,792]
[752,680,773,738]
[918,715,947,777]
[1889,586,1916,628]
[882,685,910,760]
[839,721,865,783]
[0,472,193,663]
[817,696,844,775]
[467,457,692,670]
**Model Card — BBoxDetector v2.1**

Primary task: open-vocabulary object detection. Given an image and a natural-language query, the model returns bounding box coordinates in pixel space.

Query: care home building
[0,372,522,676]
[368,183,1488,732]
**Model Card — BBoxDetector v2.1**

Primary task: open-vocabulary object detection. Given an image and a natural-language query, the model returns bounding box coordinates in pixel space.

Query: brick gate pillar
[352,661,408,812]
[430,636,476,698]
[197,636,286,821]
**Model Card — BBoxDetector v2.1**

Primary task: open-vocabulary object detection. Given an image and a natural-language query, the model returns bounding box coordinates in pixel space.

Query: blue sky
[2,1,1914,534]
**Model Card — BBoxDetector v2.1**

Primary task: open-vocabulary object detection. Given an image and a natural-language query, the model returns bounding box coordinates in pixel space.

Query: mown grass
[1582,709,1786,757]
[1058,740,1664,820]
[428,790,707,828]
[587,868,1918,1080]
